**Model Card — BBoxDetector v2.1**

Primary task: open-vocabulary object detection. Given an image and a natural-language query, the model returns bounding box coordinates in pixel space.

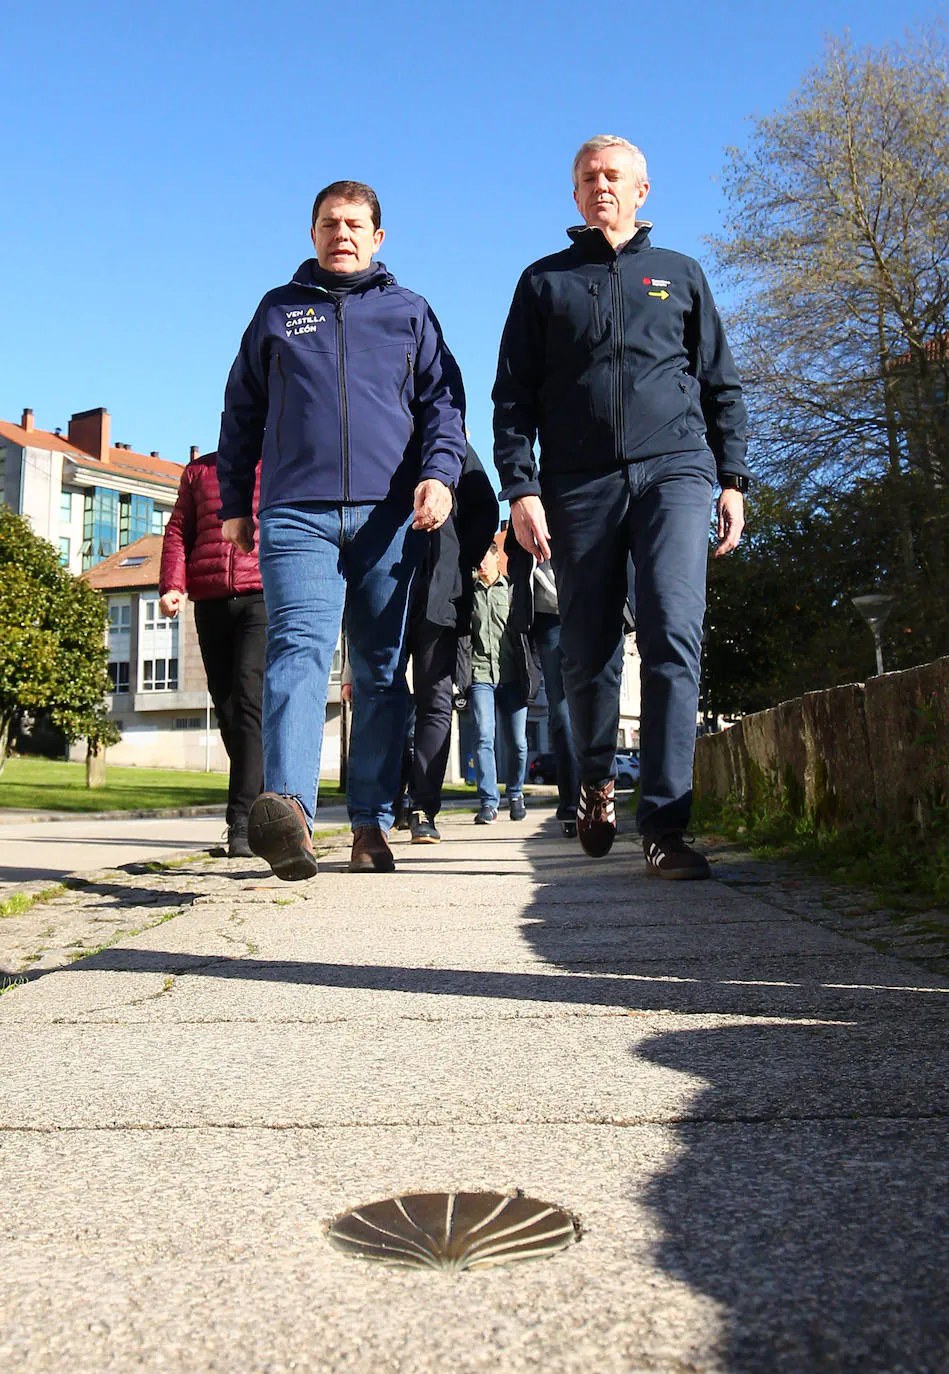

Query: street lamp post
[851,594,895,676]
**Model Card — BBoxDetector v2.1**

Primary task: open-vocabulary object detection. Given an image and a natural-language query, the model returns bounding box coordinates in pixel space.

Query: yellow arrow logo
[648,289,670,301]
[306,307,316,316]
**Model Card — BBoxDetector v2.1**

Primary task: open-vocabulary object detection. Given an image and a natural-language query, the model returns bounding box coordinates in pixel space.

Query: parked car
[614,749,640,789]
[528,752,558,784]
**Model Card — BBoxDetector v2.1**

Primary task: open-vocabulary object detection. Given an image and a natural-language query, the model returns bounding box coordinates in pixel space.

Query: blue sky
[1,0,942,491]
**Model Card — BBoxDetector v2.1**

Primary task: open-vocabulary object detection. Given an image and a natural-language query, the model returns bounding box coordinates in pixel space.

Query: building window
[119,493,153,548]
[82,488,119,569]
[108,662,130,694]
[60,490,72,524]
[139,597,178,691]
[142,658,178,692]
[58,537,70,566]
[152,506,170,535]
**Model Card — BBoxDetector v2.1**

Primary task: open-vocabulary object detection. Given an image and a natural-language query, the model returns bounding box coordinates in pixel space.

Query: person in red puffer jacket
[159,451,265,857]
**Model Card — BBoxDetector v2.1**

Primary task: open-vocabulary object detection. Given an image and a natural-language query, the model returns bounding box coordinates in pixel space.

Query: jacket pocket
[398,352,415,434]
[589,282,602,336]
[273,350,287,458]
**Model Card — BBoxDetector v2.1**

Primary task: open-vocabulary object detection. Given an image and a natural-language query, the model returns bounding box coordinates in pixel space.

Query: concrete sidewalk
[1,808,947,1371]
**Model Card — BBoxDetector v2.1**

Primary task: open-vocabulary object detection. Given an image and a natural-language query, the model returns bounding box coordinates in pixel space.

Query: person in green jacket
[468,542,529,824]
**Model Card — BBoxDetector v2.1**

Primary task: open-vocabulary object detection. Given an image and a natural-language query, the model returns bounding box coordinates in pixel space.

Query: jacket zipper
[335,300,350,500]
[398,351,414,432]
[274,349,287,459]
[609,262,625,463]
[589,281,601,334]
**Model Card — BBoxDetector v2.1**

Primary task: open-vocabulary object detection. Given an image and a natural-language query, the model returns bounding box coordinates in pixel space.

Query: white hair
[572,136,648,190]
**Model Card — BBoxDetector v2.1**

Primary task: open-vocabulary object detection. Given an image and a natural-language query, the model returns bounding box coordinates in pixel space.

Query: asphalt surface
[0,807,946,1371]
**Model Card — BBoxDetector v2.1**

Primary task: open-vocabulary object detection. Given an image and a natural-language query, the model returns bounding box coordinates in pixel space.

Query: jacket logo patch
[643,277,671,301]
[285,307,327,338]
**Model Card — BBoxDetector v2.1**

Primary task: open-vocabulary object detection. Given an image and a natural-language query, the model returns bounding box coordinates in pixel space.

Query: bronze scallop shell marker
[326,1191,579,1271]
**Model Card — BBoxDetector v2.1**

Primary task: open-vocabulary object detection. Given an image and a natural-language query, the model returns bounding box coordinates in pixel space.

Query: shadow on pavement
[55,816,949,1367]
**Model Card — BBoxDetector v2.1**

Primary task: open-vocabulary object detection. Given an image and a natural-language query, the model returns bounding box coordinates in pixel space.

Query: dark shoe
[577,779,616,858]
[349,826,396,873]
[561,820,578,839]
[643,832,711,881]
[508,795,527,821]
[227,825,253,859]
[410,812,441,844]
[248,793,318,882]
[393,800,412,831]
[474,804,498,825]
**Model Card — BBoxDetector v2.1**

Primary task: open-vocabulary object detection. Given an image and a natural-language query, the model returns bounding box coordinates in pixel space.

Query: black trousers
[405,616,458,819]
[193,593,267,829]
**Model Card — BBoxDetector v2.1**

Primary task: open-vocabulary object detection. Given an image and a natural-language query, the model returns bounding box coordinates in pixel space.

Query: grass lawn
[0,757,231,813]
[0,756,480,815]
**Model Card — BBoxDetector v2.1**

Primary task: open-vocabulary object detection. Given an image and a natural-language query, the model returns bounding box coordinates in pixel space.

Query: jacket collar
[290,258,392,294]
[566,222,653,259]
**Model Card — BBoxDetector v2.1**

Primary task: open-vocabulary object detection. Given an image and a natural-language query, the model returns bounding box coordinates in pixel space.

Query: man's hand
[222,516,256,554]
[714,489,745,558]
[510,495,551,561]
[412,479,453,531]
[159,589,185,619]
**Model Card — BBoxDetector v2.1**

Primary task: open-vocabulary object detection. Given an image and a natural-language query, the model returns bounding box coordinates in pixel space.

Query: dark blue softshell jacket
[217,259,466,518]
[493,224,750,500]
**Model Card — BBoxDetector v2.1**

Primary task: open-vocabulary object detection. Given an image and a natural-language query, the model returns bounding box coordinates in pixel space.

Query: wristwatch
[720,474,749,493]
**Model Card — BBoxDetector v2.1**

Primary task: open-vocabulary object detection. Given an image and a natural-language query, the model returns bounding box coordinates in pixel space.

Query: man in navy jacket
[493,136,749,879]
[218,180,466,880]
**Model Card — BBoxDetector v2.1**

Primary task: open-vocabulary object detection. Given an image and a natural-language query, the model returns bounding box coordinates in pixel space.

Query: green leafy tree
[0,507,119,772]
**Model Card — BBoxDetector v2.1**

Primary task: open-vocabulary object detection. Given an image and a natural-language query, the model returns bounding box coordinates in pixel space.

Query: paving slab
[0,806,947,1371]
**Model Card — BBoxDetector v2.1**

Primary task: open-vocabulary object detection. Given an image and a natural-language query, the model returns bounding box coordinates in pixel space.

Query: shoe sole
[411,834,441,844]
[349,856,397,872]
[247,795,318,882]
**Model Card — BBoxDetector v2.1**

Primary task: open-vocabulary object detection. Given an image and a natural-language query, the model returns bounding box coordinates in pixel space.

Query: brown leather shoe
[247,792,318,882]
[349,826,396,873]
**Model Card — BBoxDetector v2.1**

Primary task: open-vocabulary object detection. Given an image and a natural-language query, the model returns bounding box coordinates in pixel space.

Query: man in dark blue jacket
[493,136,750,880]
[218,180,466,881]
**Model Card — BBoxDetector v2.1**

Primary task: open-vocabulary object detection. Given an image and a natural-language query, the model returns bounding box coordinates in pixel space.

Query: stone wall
[694,656,949,832]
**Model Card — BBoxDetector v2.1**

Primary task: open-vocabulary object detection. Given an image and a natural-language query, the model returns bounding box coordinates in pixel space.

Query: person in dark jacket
[217,179,466,881]
[159,451,265,857]
[401,442,499,843]
[493,135,750,880]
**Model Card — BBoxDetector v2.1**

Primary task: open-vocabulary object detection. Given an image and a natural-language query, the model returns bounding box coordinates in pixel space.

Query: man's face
[573,146,649,244]
[478,550,500,584]
[310,196,385,273]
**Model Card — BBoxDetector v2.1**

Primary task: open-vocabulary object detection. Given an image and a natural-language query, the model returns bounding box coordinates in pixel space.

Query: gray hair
[572,136,648,190]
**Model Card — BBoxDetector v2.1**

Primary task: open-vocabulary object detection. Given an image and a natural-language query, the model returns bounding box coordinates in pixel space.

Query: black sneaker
[227,825,253,859]
[508,795,527,821]
[474,804,498,825]
[576,779,616,858]
[393,800,413,831]
[410,812,441,844]
[643,832,711,881]
[561,820,577,839]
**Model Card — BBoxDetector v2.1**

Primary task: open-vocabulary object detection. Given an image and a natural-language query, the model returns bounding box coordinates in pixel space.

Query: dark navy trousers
[542,450,715,836]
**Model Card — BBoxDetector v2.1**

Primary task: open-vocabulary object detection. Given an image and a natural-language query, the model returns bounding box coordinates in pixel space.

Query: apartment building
[0,405,185,574]
[79,535,347,775]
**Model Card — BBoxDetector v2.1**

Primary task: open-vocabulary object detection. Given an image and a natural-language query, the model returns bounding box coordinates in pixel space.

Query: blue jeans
[258,501,422,832]
[469,679,528,811]
[543,450,716,836]
[532,613,580,820]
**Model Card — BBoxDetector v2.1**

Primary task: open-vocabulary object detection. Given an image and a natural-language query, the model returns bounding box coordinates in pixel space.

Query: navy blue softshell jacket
[492,223,750,501]
[216,259,466,519]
